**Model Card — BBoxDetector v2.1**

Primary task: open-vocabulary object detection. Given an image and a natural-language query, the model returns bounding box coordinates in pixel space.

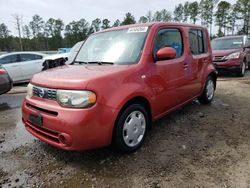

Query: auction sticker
[127,27,148,33]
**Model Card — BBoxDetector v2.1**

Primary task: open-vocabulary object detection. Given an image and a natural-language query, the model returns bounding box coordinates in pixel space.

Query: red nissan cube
[22,23,217,153]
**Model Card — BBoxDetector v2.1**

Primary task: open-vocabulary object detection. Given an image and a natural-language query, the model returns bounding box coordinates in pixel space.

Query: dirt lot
[0,71,250,188]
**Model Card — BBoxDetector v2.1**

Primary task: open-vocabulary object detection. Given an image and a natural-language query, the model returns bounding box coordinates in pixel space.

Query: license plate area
[29,113,43,127]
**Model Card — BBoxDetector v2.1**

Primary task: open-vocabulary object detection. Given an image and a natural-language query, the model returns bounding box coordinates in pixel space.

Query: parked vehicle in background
[0,52,47,83]
[211,35,250,77]
[22,23,217,153]
[0,64,12,95]
[44,41,84,65]
[57,48,71,54]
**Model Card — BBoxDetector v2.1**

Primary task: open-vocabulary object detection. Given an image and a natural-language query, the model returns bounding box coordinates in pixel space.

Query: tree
[161,9,172,22]
[146,11,153,22]
[113,19,121,27]
[199,0,215,33]
[153,11,162,22]
[0,23,10,38]
[22,25,31,39]
[228,4,240,35]
[101,19,111,30]
[121,12,136,25]
[91,18,101,32]
[64,19,89,47]
[173,4,184,22]
[139,16,148,23]
[214,1,231,36]
[189,2,199,24]
[12,14,23,51]
[0,23,10,51]
[183,2,190,22]
[236,0,250,35]
[29,14,44,37]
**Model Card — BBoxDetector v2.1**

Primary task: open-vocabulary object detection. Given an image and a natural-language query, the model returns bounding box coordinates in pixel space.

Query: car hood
[212,49,242,57]
[43,53,70,60]
[31,64,129,90]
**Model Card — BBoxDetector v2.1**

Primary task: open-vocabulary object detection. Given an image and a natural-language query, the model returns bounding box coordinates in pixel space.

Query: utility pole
[12,14,23,51]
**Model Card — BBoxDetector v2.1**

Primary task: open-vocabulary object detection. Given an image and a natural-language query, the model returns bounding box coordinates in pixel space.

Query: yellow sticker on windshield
[127,27,148,33]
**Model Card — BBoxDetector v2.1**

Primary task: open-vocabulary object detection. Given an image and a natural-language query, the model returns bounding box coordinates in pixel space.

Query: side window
[34,55,43,60]
[154,28,183,58]
[189,29,207,55]
[0,55,18,64]
[20,54,37,62]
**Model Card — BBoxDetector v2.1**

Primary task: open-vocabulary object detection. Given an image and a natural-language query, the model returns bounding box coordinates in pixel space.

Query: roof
[0,51,47,58]
[95,22,206,34]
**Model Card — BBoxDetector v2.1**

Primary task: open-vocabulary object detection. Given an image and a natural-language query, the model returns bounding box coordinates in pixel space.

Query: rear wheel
[198,76,215,104]
[113,104,149,153]
[236,61,246,77]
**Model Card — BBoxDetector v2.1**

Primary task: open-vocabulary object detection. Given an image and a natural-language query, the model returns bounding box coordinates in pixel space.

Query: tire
[236,61,246,77]
[113,104,149,153]
[198,76,215,105]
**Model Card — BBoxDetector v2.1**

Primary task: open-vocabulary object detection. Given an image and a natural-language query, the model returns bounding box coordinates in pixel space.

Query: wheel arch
[208,71,217,90]
[112,96,152,145]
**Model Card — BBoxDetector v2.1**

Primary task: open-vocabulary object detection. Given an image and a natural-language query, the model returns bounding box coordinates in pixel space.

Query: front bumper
[213,58,242,70]
[22,96,117,151]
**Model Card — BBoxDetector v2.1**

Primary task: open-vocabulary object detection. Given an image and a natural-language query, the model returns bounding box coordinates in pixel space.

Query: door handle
[11,65,18,67]
[202,59,208,63]
[183,62,189,69]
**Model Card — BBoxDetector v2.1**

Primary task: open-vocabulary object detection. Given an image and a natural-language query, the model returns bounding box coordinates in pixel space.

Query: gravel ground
[0,71,250,188]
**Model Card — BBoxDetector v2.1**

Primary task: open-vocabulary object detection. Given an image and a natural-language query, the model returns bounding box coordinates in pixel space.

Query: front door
[153,28,190,114]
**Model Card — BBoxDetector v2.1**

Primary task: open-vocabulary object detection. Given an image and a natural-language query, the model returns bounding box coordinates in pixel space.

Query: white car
[0,52,47,83]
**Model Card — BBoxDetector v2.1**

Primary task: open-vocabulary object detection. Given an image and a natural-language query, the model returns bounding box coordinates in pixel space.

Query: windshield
[75,27,149,65]
[71,41,83,53]
[211,37,243,50]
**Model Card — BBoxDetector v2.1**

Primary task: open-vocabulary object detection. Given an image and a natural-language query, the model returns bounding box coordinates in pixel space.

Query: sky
[0,0,236,36]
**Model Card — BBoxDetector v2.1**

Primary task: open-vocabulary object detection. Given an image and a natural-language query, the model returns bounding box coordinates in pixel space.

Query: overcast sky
[0,0,236,36]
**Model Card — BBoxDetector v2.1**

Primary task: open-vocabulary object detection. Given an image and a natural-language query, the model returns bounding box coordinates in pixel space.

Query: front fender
[103,82,153,111]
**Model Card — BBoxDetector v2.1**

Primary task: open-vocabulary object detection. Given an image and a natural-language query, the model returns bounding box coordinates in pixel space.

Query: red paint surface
[22,23,216,151]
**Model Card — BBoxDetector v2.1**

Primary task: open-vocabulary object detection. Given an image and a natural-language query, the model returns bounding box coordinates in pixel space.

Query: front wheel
[113,104,149,153]
[236,61,246,77]
[198,76,215,104]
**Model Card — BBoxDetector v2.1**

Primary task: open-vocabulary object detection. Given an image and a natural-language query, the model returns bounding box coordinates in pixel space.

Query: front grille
[33,86,57,101]
[26,103,58,116]
[213,56,226,62]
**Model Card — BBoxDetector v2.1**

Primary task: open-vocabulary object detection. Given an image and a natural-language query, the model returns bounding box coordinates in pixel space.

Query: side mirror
[156,47,176,61]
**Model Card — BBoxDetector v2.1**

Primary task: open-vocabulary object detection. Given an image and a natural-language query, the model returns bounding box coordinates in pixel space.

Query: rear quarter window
[189,29,207,55]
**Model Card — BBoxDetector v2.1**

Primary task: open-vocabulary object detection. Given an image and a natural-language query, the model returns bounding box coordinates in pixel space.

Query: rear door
[153,27,190,114]
[19,53,44,80]
[188,28,209,97]
[245,37,250,64]
[0,54,22,82]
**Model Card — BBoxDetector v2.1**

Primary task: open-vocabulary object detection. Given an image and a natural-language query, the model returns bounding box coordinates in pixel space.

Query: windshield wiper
[87,61,114,65]
[74,61,89,64]
[73,61,114,65]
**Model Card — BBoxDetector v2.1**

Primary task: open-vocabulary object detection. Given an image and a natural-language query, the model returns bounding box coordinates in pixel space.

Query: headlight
[57,90,96,108]
[27,83,33,98]
[224,52,240,60]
